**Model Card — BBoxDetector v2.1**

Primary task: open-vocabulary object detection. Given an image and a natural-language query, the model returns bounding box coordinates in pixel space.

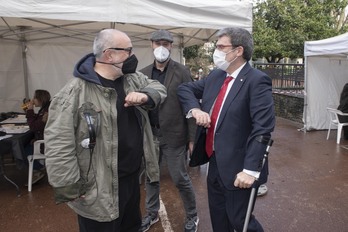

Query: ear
[151,41,156,49]
[103,49,113,61]
[237,46,244,57]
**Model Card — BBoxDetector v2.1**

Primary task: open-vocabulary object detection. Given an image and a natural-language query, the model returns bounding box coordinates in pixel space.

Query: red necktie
[206,76,233,157]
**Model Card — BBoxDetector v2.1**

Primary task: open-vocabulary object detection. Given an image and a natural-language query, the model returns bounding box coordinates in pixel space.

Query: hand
[124,92,148,107]
[27,100,34,110]
[233,171,256,189]
[191,108,211,128]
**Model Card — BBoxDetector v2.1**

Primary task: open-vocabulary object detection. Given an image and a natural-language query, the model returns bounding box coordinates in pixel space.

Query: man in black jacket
[140,29,198,232]
[338,83,348,139]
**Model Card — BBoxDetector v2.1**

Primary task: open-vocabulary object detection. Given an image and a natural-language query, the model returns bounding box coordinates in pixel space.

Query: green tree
[183,43,215,78]
[253,0,348,63]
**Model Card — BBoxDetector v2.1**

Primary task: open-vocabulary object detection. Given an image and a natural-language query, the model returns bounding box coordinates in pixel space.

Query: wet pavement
[1,117,348,232]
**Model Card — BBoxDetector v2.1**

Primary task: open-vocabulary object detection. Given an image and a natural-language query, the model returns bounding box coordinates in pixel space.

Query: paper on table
[0,115,27,124]
[1,125,30,134]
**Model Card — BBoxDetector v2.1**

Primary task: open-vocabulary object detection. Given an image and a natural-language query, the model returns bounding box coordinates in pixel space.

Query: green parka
[44,54,167,222]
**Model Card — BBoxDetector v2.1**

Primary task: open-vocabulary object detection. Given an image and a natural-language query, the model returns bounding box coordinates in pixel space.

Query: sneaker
[184,215,199,232]
[257,184,268,197]
[139,212,159,232]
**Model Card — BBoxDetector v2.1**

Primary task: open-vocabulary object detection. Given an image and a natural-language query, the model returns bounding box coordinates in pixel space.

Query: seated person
[338,83,348,140]
[25,89,51,184]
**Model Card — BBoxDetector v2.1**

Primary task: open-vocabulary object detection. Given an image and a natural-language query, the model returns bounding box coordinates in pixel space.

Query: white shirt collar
[227,62,247,78]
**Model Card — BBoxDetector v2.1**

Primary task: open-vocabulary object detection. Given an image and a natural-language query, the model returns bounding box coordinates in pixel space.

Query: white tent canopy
[303,32,348,131]
[0,0,253,113]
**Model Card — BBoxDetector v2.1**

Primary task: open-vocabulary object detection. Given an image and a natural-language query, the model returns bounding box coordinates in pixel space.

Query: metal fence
[253,63,304,90]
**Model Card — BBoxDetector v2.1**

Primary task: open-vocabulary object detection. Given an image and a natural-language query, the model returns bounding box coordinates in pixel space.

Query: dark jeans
[144,137,197,218]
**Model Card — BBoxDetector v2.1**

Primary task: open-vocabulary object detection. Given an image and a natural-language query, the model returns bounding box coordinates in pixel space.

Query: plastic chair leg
[28,156,34,192]
[327,124,331,140]
[337,125,343,144]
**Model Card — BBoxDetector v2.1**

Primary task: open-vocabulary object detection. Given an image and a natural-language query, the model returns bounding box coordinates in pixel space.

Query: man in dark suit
[139,29,198,232]
[177,27,275,232]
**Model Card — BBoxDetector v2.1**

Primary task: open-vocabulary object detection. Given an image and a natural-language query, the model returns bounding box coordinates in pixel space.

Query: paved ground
[1,117,348,232]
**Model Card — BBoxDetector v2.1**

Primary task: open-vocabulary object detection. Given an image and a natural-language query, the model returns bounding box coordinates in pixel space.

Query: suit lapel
[216,63,251,130]
[164,59,175,88]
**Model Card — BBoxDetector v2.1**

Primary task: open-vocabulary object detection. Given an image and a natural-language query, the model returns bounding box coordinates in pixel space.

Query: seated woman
[338,83,348,140]
[25,89,51,184]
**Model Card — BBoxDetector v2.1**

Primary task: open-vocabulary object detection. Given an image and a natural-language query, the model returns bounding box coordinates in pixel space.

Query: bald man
[45,29,167,232]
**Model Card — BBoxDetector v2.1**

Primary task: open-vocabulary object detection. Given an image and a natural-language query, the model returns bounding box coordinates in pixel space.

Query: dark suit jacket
[177,63,275,190]
[338,83,348,123]
[140,59,196,147]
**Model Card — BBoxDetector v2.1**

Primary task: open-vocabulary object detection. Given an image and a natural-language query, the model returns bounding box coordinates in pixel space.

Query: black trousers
[338,115,348,139]
[78,172,141,232]
[207,155,263,232]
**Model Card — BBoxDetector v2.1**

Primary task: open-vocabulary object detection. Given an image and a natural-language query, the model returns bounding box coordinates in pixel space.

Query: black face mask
[96,54,138,75]
[121,54,138,74]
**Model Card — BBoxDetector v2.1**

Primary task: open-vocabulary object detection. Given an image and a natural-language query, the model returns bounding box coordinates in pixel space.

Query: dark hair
[216,27,253,61]
[34,90,51,107]
[340,83,348,102]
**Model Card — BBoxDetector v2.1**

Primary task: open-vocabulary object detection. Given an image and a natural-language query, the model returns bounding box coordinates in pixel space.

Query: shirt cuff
[186,109,194,119]
[243,169,260,179]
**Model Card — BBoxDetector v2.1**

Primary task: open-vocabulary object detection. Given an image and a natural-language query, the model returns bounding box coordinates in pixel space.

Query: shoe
[184,215,199,232]
[139,212,159,232]
[25,170,45,186]
[257,184,268,197]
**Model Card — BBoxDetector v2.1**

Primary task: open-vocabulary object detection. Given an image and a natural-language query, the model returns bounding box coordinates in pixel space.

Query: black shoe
[139,212,159,232]
[184,215,199,232]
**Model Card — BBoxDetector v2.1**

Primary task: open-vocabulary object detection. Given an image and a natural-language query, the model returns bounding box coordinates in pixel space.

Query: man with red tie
[177,27,275,232]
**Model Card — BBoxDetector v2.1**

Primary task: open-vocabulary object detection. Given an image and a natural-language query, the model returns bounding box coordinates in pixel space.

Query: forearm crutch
[242,137,273,232]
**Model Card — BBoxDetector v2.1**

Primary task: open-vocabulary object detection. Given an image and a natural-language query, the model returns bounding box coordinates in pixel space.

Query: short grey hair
[93,29,116,58]
[216,27,253,61]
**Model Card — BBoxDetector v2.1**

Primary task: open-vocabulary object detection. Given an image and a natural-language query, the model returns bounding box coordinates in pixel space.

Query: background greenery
[184,0,348,77]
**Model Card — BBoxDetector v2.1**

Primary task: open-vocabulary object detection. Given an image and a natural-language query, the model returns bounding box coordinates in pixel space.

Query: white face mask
[153,46,170,63]
[213,48,238,71]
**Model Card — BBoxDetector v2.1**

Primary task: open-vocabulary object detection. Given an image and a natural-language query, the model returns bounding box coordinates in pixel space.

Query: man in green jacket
[44,29,167,232]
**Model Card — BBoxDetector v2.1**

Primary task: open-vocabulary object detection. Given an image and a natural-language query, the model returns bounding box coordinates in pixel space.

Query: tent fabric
[304,33,348,57]
[303,32,348,131]
[0,0,253,113]
[0,0,252,47]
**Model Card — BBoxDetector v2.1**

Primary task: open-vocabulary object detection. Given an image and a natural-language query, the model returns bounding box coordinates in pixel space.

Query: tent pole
[299,57,308,133]
[18,25,30,100]
[179,34,184,65]
[21,40,29,100]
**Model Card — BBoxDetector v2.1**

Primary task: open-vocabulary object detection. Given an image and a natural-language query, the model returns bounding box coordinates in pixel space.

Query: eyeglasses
[215,44,233,50]
[104,47,133,55]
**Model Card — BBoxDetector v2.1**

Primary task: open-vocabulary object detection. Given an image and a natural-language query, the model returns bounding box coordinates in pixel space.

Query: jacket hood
[73,53,101,85]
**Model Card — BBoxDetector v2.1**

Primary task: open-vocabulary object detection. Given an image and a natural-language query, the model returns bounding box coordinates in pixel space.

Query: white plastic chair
[326,107,348,144]
[27,140,45,191]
